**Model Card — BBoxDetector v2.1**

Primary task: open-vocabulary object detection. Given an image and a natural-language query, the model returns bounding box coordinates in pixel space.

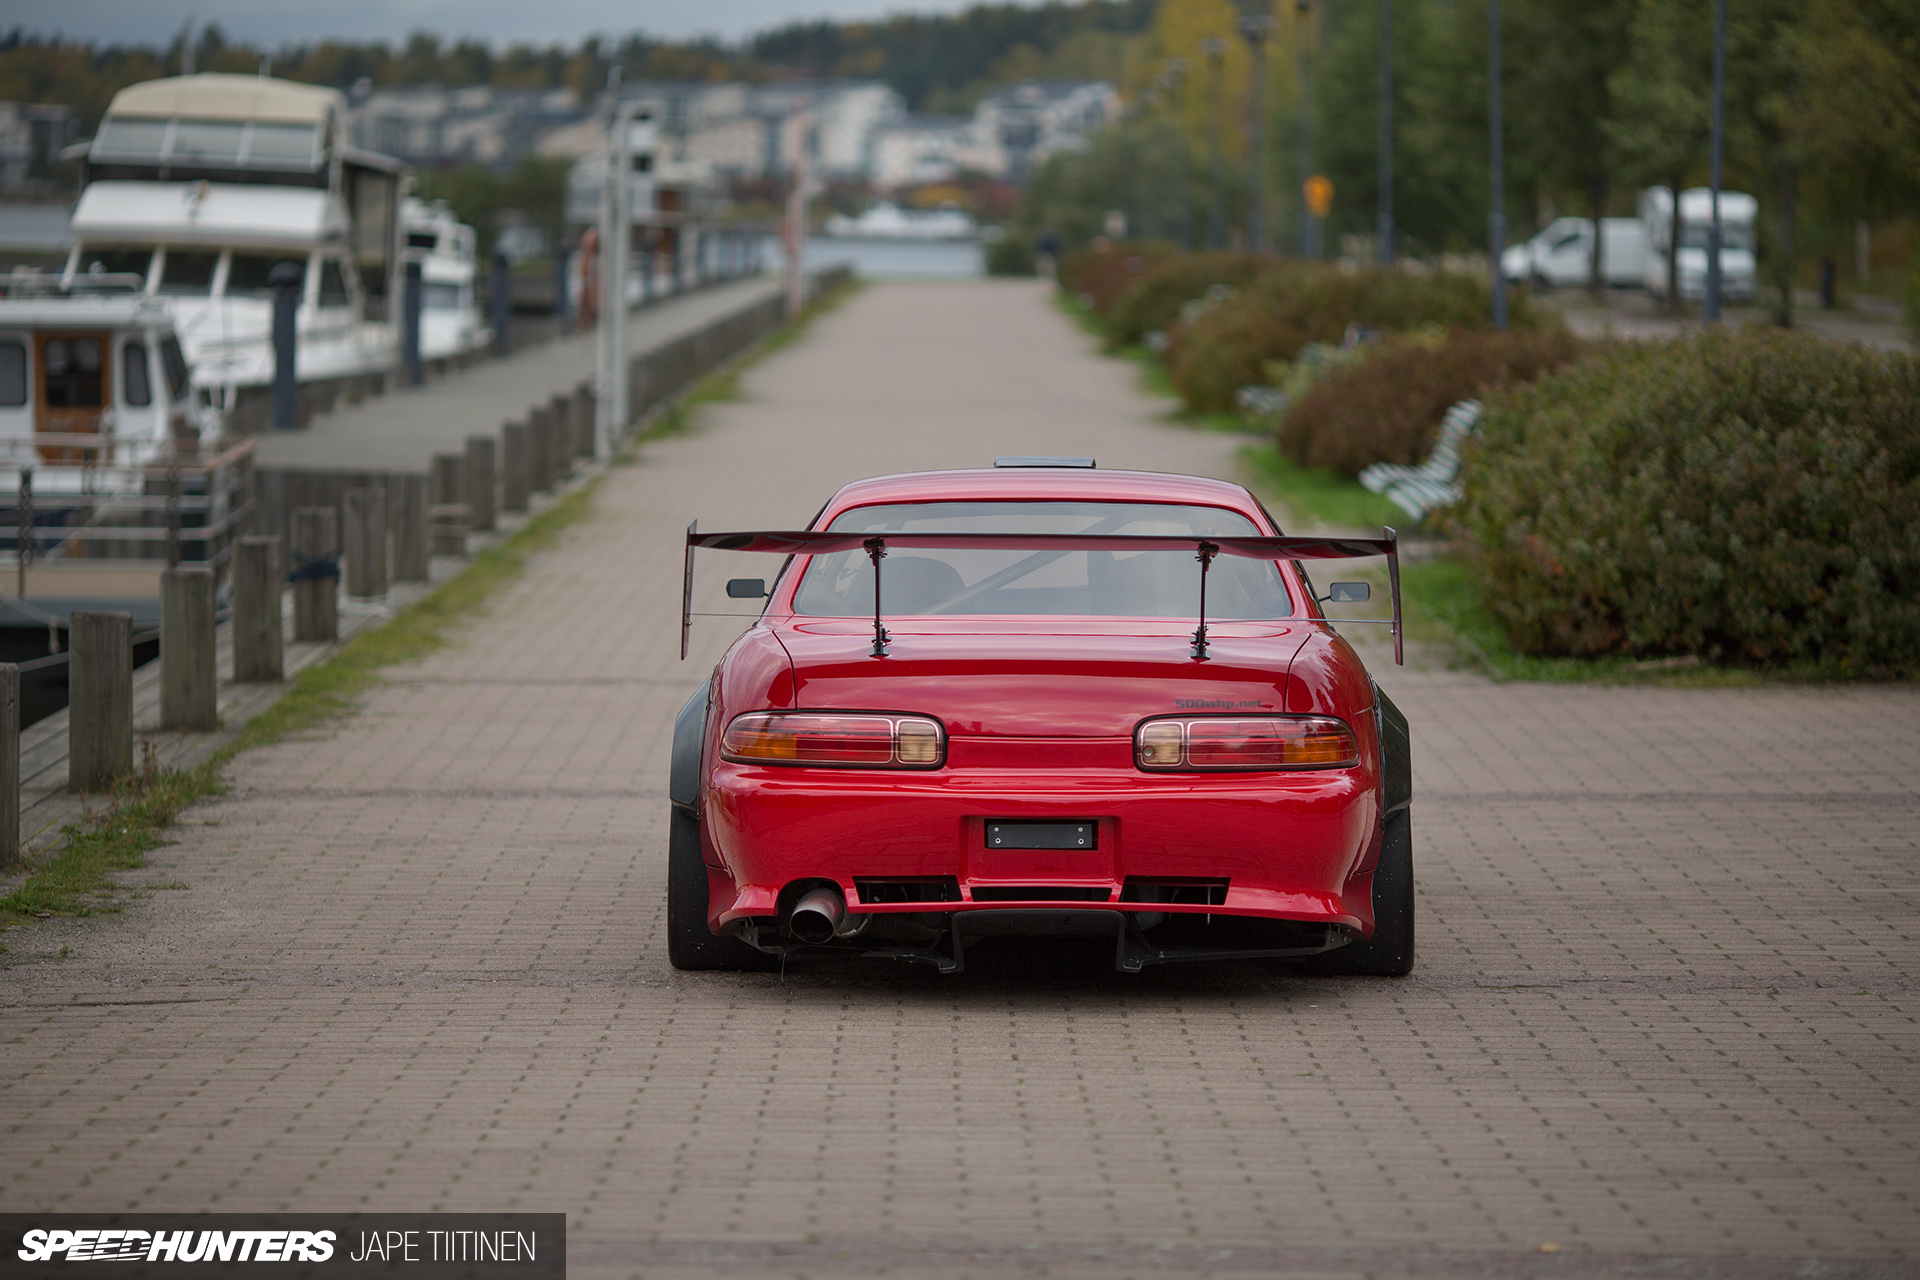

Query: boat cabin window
[83,248,154,287]
[92,117,170,160]
[169,120,245,163]
[93,117,321,169]
[158,249,220,295]
[122,340,152,406]
[226,253,301,297]
[425,283,463,309]
[0,341,25,407]
[407,231,439,250]
[244,123,321,165]
[318,259,353,308]
[160,337,190,401]
[43,337,104,408]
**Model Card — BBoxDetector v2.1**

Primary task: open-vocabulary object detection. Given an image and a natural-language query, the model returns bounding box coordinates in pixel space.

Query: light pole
[1377,0,1393,265]
[1704,0,1727,322]
[1239,8,1274,254]
[1487,0,1507,329]
[1164,60,1193,250]
[1295,0,1314,258]
[1201,37,1228,250]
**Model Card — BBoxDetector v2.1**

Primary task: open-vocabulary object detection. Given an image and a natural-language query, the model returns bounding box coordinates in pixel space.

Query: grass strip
[1052,291,1405,532]
[1238,443,1404,532]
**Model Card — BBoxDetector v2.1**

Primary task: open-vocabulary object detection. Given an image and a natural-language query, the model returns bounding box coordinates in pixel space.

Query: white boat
[404,197,490,362]
[823,202,976,242]
[0,278,250,628]
[62,73,408,432]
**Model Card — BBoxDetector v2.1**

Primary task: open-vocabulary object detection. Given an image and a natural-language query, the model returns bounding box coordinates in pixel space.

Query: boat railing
[3,435,259,589]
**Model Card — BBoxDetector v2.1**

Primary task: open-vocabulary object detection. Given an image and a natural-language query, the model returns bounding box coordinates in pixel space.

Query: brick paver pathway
[4,282,1916,1279]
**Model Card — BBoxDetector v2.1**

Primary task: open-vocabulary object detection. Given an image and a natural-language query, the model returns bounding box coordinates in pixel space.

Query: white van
[1638,187,1757,301]
[1501,217,1648,289]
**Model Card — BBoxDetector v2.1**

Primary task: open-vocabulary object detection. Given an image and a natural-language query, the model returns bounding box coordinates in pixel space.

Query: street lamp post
[1201,37,1228,250]
[1165,60,1193,250]
[1704,0,1727,322]
[1239,8,1274,254]
[1295,0,1313,258]
[1378,0,1393,265]
[1487,0,1508,330]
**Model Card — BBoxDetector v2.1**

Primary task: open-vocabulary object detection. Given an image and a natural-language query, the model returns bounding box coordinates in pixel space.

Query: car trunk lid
[779,617,1313,738]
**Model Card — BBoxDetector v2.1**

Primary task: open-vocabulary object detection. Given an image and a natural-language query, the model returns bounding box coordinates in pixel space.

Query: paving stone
[0,282,1915,1280]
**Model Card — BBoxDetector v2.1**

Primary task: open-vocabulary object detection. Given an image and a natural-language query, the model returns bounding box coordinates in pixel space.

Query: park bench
[1358,399,1482,521]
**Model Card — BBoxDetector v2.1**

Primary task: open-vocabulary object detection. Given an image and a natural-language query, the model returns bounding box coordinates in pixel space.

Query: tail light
[1135,716,1358,771]
[722,712,945,768]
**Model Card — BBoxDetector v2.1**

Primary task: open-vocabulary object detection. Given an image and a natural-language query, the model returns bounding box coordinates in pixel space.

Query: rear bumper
[700,758,1383,935]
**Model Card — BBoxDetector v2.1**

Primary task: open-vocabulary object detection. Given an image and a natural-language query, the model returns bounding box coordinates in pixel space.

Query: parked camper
[1639,187,1757,302]
[1501,217,1647,289]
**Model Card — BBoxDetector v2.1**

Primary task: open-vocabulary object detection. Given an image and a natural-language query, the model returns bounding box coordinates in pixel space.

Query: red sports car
[671,459,1412,975]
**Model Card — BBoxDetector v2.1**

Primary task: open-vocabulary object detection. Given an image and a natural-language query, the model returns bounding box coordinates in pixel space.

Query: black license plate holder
[985,821,1097,851]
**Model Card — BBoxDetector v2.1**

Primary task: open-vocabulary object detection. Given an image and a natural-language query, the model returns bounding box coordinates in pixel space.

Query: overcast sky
[13,0,991,48]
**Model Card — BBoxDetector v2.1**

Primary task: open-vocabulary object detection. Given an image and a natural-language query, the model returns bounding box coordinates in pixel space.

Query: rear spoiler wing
[683,524,1401,665]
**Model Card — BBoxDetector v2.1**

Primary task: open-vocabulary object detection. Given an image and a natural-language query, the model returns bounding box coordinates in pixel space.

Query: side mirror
[1324,581,1370,604]
[726,578,768,599]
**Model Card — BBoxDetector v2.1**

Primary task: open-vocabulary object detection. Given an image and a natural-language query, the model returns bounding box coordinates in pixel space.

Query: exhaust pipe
[788,886,845,945]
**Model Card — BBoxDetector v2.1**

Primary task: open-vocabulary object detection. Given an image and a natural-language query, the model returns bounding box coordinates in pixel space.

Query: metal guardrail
[4,435,259,594]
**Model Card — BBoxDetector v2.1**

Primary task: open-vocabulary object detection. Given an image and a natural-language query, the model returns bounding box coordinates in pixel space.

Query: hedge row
[1281,328,1588,477]
[1458,330,1920,675]
[1166,265,1543,413]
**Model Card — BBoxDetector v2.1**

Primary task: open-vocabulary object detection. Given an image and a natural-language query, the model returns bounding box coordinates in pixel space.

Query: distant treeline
[0,0,1156,132]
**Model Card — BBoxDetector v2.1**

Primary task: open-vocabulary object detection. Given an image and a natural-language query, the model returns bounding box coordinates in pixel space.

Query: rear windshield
[791,500,1294,619]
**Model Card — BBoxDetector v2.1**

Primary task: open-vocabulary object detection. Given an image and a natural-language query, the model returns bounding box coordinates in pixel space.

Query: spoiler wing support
[682,525,1403,665]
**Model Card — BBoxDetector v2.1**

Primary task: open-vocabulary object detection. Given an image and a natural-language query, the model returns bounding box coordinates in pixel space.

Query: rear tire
[667,807,778,971]
[1311,808,1415,977]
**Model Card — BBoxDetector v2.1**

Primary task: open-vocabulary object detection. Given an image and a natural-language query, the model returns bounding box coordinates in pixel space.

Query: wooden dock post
[69,610,132,791]
[430,504,470,557]
[579,382,599,454]
[0,663,18,866]
[551,394,576,476]
[290,507,339,642]
[431,452,465,508]
[501,422,530,513]
[343,487,389,598]
[391,475,428,583]
[528,404,553,493]
[570,383,593,460]
[232,535,285,683]
[160,566,218,730]
[465,435,497,532]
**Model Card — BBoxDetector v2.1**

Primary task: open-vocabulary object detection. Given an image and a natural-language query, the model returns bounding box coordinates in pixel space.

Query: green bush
[1057,241,1181,315]
[985,230,1036,277]
[1281,328,1587,477]
[1458,330,1920,675]
[1102,252,1275,349]
[1166,265,1532,413]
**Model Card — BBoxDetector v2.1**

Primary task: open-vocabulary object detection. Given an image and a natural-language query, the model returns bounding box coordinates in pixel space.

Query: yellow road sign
[1304,174,1334,218]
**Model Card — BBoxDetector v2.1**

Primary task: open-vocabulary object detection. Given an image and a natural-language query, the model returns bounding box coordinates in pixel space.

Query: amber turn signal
[722,712,946,768]
[1135,716,1358,770]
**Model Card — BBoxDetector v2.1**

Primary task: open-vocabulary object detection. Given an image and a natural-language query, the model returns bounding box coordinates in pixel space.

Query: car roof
[820,467,1269,524]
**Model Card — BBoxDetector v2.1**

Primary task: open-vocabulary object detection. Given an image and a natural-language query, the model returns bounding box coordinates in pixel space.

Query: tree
[1312,0,1495,256]
[1606,0,1711,312]
[1508,0,1634,291]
